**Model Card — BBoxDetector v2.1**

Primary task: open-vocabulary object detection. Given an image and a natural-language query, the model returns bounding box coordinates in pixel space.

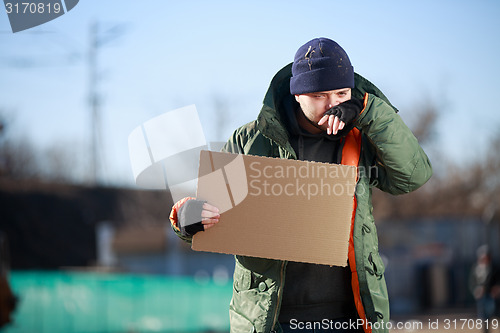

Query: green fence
[6,271,232,333]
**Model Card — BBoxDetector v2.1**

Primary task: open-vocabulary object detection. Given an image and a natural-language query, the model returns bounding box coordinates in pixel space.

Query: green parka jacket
[172,64,432,333]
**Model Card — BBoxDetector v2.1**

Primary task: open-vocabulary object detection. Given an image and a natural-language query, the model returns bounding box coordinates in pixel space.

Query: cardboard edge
[208,151,358,172]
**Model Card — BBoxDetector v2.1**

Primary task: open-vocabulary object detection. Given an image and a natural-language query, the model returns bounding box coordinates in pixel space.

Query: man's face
[295,88,351,133]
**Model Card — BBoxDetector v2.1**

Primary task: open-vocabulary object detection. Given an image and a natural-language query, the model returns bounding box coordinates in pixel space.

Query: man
[470,245,500,333]
[170,37,432,333]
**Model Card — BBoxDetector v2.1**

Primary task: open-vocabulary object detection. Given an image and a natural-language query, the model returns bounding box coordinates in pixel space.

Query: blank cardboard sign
[192,150,357,266]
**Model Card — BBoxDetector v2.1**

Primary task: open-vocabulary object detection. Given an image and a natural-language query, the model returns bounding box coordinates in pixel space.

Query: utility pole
[88,21,100,185]
[87,21,125,185]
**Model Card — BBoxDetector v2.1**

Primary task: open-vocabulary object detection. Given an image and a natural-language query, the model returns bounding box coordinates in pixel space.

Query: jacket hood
[256,63,398,151]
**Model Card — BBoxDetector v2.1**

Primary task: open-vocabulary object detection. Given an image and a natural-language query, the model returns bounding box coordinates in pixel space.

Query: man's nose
[328,97,340,108]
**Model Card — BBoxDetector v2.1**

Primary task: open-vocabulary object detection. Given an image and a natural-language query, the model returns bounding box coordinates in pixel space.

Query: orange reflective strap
[341,97,372,333]
[348,197,371,333]
[361,92,368,114]
[341,127,362,168]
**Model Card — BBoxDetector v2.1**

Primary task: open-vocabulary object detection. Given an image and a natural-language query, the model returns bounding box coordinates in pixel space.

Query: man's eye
[314,95,325,98]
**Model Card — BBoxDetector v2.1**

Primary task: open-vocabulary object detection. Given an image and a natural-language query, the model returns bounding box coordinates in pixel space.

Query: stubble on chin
[296,106,327,133]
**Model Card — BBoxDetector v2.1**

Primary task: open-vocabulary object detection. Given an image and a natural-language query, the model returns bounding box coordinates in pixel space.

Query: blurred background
[1,0,500,332]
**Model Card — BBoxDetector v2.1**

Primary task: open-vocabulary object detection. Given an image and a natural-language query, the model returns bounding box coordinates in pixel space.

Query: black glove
[324,98,363,137]
[324,98,363,124]
[177,199,206,236]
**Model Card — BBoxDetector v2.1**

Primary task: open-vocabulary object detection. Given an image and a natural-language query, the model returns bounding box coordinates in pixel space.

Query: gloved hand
[170,198,220,237]
[325,98,363,124]
[319,98,364,136]
[177,199,206,236]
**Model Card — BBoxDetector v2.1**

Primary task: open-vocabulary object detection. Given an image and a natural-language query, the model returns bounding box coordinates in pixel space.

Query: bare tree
[0,110,87,184]
[0,112,40,180]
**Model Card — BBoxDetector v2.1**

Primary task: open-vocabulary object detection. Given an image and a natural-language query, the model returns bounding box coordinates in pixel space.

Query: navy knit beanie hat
[290,37,354,95]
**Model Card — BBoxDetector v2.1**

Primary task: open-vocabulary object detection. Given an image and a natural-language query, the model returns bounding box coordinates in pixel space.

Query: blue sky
[1,1,499,186]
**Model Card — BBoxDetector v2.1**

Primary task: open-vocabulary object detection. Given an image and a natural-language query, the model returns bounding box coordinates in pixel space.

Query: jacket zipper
[271,260,286,331]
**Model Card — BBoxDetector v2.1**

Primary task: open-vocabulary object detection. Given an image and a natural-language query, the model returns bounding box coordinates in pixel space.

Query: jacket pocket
[230,265,257,332]
[234,262,252,292]
[231,260,276,332]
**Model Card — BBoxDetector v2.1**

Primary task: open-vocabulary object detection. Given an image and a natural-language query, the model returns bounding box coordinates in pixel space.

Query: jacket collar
[256,63,295,153]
